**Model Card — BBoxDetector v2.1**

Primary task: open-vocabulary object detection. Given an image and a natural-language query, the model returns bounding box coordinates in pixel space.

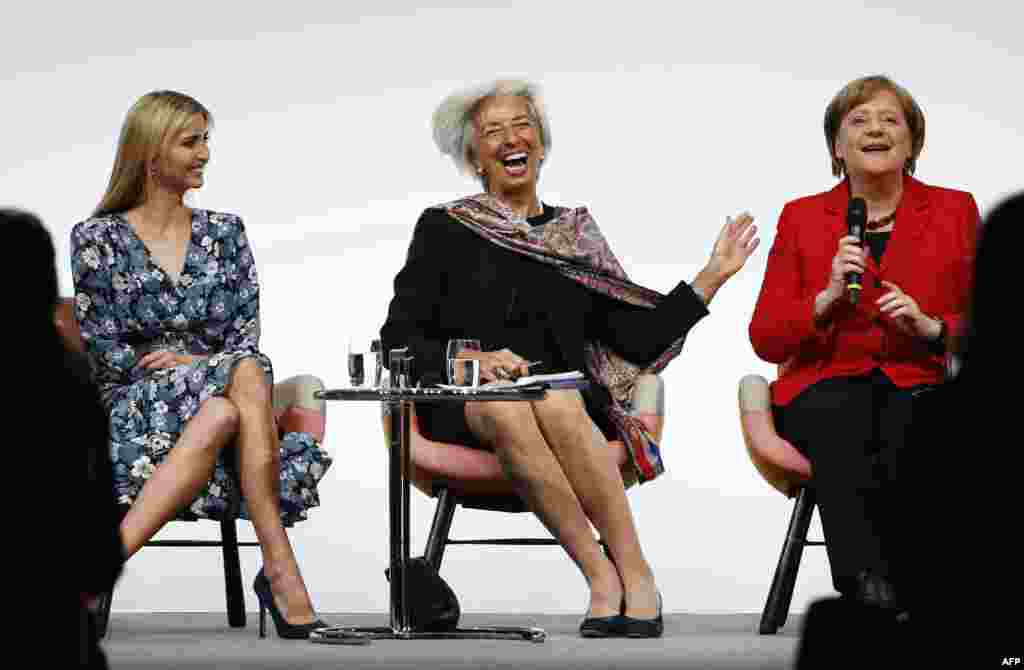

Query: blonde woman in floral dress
[71,91,331,639]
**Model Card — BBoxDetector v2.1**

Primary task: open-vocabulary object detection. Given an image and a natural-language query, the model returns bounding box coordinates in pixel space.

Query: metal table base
[313,387,549,645]
[312,625,546,643]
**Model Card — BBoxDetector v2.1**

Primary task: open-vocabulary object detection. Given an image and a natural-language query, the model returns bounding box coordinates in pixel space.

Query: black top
[380,204,710,389]
[865,231,891,264]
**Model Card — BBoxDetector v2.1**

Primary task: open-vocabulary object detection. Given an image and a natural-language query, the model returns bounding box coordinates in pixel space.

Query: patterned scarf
[443,193,689,483]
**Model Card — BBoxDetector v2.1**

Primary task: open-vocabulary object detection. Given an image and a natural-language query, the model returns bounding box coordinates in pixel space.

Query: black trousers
[775,368,929,595]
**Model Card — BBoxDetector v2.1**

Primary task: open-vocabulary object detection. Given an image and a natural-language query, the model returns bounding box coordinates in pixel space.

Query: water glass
[389,347,414,389]
[446,339,482,386]
[447,358,481,388]
[370,339,384,387]
[347,351,366,387]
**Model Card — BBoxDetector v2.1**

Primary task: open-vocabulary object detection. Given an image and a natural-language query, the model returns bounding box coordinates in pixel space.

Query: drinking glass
[446,339,481,387]
[389,347,413,389]
[447,358,481,387]
[370,339,384,387]
[348,352,366,387]
[347,338,368,387]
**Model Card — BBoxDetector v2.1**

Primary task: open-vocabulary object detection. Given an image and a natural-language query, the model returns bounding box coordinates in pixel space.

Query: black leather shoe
[853,571,901,611]
[579,597,627,638]
[253,568,327,639]
[621,591,663,638]
[579,614,627,638]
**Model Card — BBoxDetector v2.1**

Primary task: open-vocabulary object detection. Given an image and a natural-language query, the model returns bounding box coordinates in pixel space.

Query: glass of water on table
[347,338,369,387]
[446,338,481,388]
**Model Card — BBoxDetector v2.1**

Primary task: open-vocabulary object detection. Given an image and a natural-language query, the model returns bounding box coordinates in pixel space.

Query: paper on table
[483,370,586,389]
[436,371,586,391]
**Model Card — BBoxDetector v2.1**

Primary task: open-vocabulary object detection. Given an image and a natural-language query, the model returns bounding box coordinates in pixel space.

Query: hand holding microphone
[814,198,867,322]
[844,197,867,304]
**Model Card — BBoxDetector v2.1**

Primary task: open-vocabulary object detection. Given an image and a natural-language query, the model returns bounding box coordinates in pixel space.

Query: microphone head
[847,196,867,238]
[848,196,867,217]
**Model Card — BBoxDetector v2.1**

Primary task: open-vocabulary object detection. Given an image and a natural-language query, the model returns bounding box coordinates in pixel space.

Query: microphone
[846,197,867,304]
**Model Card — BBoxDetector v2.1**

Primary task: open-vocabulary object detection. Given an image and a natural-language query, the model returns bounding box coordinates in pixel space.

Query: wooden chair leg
[220,516,246,628]
[424,487,458,572]
[759,487,816,635]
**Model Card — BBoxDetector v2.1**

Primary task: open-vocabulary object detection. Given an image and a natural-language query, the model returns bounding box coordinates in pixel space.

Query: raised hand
[691,212,761,305]
[706,212,760,279]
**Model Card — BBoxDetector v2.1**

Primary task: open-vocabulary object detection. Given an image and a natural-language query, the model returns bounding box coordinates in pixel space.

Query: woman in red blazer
[749,75,979,613]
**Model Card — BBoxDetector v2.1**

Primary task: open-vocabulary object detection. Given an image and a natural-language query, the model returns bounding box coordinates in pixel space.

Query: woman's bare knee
[228,359,271,405]
[466,401,537,447]
[198,397,241,441]
[533,390,591,444]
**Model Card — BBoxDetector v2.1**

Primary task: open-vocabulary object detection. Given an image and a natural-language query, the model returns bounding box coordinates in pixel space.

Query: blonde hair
[432,79,551,184]
[94,91,212,216]
[824,75,925,178]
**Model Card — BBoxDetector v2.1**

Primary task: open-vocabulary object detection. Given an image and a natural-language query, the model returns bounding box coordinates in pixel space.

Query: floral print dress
[71,209,331,525]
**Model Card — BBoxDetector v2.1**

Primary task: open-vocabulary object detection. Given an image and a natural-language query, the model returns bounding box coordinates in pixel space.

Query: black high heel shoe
[579,597,627,638]
[252,568,326,639]
[621,591,663,638]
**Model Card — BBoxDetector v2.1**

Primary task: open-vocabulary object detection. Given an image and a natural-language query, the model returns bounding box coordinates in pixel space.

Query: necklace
[866,211,896,231]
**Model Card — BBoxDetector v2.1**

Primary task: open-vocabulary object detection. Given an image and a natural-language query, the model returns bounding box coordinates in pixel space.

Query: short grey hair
[431,79,552,183]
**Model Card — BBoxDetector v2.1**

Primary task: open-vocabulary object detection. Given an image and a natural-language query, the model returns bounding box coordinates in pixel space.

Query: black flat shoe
[253,568,326,639]
[579,614,627,638]
[621,591,663,638]
[579,597,627,638]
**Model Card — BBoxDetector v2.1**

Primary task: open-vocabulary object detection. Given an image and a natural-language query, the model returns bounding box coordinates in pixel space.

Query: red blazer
[749,176,979,406]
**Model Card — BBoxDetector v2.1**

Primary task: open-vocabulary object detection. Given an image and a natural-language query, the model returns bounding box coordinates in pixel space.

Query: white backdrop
[5,1,1022,615]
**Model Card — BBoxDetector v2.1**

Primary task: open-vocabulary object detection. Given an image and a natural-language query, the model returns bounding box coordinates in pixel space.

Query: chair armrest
[628,373,664,443]
[273,375,326,443]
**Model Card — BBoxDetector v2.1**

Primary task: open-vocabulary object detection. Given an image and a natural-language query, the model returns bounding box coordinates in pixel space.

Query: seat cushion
[738,374,811,497]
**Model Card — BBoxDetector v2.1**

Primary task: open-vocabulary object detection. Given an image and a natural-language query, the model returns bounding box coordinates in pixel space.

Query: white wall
[5,1,1021,615]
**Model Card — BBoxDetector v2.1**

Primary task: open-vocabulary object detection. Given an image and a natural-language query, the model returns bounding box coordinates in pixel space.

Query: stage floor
[100,612,801,669]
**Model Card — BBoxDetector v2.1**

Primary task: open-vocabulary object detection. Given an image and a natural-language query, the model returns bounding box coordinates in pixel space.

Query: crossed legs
[118,358,317,624]
[465,390,658,618]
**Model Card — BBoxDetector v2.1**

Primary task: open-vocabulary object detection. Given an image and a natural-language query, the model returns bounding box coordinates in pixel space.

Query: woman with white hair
[381,80,759,638]
[71,91,331,639]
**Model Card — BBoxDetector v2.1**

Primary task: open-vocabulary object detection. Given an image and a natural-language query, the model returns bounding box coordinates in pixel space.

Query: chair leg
[759,487,816,635]
[423,487,458,572]
[220,516,247,628]
[94,590,113,639]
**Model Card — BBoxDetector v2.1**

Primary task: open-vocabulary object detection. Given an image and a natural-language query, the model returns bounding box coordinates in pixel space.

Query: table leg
[311,397,546,644]
[389,399,411,632]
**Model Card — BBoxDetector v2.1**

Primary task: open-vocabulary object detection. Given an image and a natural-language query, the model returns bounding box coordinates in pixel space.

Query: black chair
[421,487,571,572]
[738,374,828,635]
[757,487,826,634]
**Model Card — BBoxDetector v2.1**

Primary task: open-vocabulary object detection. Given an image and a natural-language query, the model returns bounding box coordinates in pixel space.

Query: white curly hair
[431,79,552,184]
